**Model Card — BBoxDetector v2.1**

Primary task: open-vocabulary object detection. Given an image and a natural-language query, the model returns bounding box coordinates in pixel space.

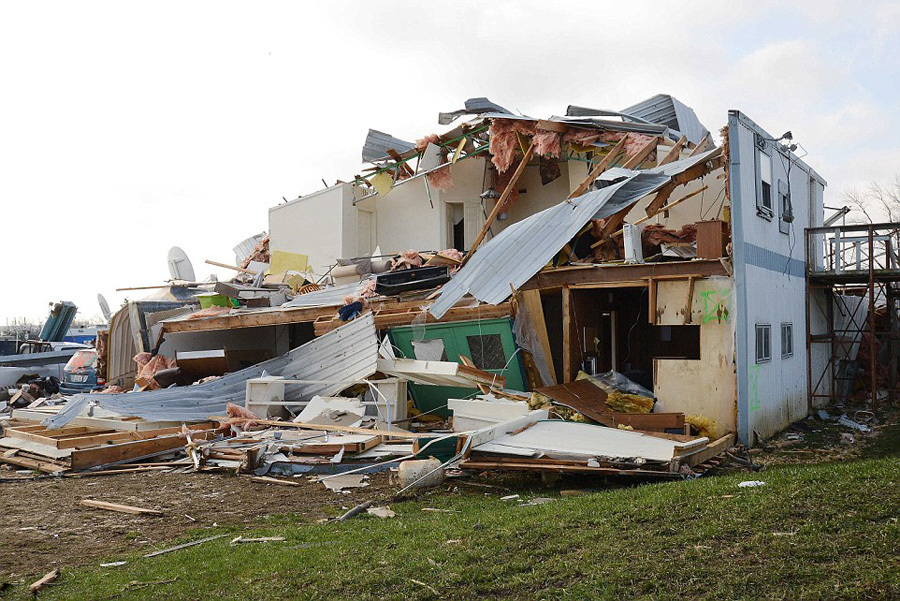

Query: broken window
[778,179,792,234]
[466,334,507,370]
[757,150,773,219]
[756,324,771,363]
[781,323,793,358]
[651,325,700,360]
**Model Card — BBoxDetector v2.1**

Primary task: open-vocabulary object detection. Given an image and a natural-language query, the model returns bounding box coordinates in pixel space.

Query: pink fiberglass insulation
[427,164,454,190]
[533,130,563,158]
[392,250,424,271]
[438,248,464,262]
[489,118,536,173]
[415,133,441,153]
[133,352,177,381]
[597,132,657,159]
[224,402,261,429]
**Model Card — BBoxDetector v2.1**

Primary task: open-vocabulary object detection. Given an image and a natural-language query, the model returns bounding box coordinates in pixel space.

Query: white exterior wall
[268,184,358,278]
[729,110,827,443]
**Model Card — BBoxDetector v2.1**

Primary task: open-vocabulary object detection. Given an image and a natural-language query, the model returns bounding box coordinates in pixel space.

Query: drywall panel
[654,321,736,435]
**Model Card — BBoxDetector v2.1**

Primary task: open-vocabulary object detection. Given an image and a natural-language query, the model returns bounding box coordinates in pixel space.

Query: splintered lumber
[463,141,535,265]
[249,476,302,487]
[68,429,224,470]
[680,433,735,467]
[459,458,681,479]
[209,417,424,439]
[568,135,629,199]
[658,135,688,166]
[80,499,163,516]
[144,534,227,558]
[29,568,60,595]
[621,136,660,169]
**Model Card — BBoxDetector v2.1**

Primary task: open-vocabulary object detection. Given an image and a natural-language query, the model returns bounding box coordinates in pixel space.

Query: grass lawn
[32,442,900,601]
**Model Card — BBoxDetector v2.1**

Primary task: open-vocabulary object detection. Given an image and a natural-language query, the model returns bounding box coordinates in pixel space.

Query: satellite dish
[97,294,112,323]
[167,246,196,282]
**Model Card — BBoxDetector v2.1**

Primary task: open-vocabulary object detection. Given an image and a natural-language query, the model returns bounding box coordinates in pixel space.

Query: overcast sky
[2,1,898,324]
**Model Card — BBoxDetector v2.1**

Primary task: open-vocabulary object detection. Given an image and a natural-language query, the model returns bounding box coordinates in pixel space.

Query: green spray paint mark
[748,364,761,412]
[700,290,731,324]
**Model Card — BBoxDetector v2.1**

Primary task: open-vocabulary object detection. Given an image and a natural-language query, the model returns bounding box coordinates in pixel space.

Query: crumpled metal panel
[620,94,711,145]
[428,149,722,319]
[44,313,379,428]
[362,129,415,163]
[281,281,365,308]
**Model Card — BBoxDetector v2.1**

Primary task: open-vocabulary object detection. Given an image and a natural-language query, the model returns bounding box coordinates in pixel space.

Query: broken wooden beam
[79,499,164,516]
[29,568,60,596]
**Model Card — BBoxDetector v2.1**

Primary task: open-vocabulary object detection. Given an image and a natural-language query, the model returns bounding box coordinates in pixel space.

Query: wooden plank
[648,278,658,324]
[79,499,163,516]
[658,135,687,166]
[210,417,425,439]
[621,137,660,169]
[590,185,712,248]
[562,286,574,382]
[0,437,72,460]
[313,302,511,335]
[459,459,680,478]
[463,141,535,266]
[643,154,724,218]
[68,430,220,470]
[681,433,735,467]
[518,289,556,385]
[567,136,629,199]
[689,132,713,156]
[534,381,685,433]
[249,475,303,487]
[520,259,729,291]
[29,568,60,595]
[285,434,382,455]
[57,423,215,450]
[684,276,696,325]
[0,452,69,473]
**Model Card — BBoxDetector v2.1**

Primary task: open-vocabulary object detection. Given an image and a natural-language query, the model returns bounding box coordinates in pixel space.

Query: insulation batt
[532,130,562,158]
[415,133,454,190]
[427,165,454,191]
[133,352,177,381]
[488,119,536,173]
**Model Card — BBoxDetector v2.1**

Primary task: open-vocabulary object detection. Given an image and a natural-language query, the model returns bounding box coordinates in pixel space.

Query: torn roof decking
[160,294,511,335]
[429,148,723,318]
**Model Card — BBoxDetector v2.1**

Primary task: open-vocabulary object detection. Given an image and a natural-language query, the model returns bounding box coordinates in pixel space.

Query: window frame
[756,323,772,363]
[756,138,774,220]
[781,322,794,358]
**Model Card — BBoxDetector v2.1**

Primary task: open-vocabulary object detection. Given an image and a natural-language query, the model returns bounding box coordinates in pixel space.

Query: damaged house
[235,95,828,445]
[7,93,839,481]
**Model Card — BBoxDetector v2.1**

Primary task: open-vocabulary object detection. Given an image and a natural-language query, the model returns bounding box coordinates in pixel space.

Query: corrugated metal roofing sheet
[429,149,721,319]
[620,94,711,145]
[362,129,415,163]
[44,313,379,428]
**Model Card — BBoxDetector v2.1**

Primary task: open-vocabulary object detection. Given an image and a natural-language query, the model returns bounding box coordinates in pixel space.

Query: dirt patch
[0,470,395,579]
